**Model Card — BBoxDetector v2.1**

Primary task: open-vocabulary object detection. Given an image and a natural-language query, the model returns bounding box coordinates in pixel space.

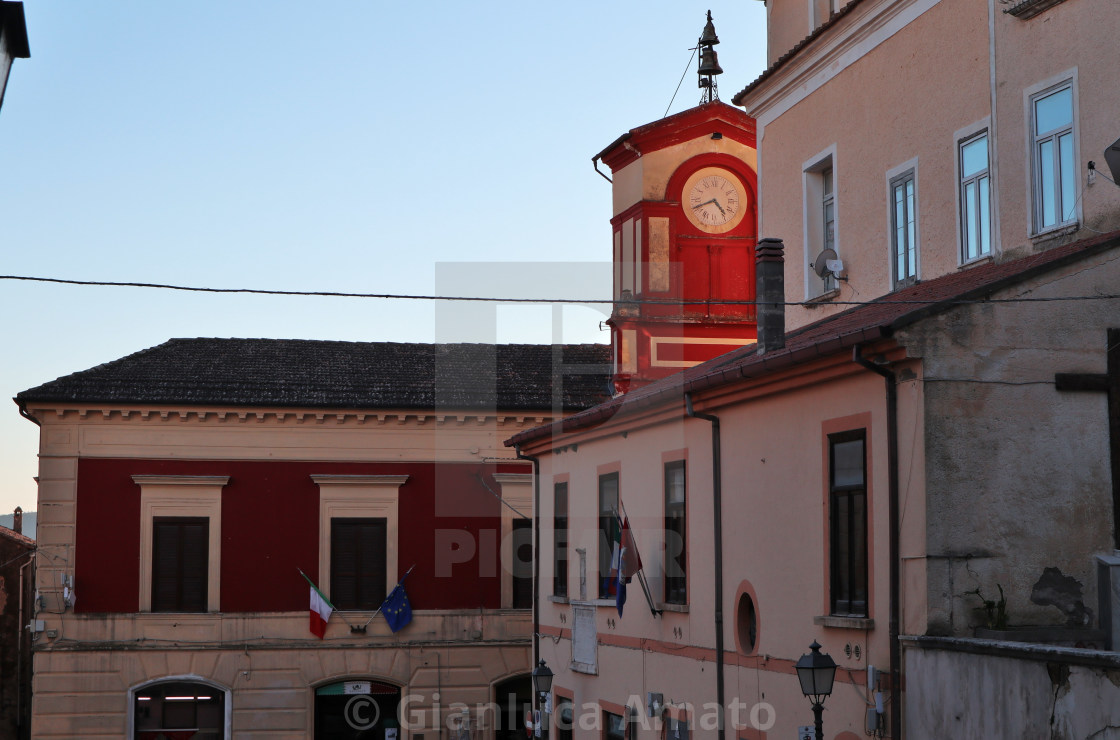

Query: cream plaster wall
[23,405,546,738]
[744,0,989,331]
[990,0,1120,249]
[533,350,923,739]
[32,629,530,738]
[611,137,758,217]
[765,0,813,68]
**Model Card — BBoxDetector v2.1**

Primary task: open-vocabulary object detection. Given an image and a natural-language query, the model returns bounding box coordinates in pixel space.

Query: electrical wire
[664,45,699,118]
[2,274,1117,308]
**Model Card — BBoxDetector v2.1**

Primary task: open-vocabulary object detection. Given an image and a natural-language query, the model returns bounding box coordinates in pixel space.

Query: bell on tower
[698,10,723,104]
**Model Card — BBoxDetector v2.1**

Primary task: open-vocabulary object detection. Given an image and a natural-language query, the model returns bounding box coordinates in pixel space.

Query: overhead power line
[0,274,1117,307]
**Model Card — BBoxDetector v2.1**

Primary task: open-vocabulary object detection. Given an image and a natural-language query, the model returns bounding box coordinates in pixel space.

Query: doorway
[314,679,402,740]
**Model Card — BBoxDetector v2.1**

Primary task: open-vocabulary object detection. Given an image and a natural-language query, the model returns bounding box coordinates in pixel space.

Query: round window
[736,591,757,653]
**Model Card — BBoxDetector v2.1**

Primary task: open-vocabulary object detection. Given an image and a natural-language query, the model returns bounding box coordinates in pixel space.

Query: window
[330,518,387,610]
[313,474,407,609]
[821,166,836,292]
[134,475,226,613]
[804,151,838,299]
[511,518,532,609]
[555,698,574,740]
[151,517,208,613]
[598,473,619,598]
[664,461,686,605]
[603,711,626,740]
[960,132,991,261]
[1031,82,1076,232]
[829,431,867,617]
[133,680,227,739]
[890,171,917,285]
[811,0,839,28]
[554,482,569,597]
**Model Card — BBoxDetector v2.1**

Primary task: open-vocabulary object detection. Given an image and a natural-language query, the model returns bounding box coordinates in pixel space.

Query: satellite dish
[812,248,844,279]
[1104,136,1120,183]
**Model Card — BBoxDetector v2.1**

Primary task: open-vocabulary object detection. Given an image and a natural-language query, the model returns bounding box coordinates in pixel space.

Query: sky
[0,1,769,516]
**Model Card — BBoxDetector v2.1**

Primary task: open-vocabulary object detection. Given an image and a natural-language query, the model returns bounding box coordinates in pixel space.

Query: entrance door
[493,675,532,740]
[315,680,402,740]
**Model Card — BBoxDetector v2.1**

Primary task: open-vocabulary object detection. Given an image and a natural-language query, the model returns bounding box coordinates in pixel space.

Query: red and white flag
[300,570,335,639]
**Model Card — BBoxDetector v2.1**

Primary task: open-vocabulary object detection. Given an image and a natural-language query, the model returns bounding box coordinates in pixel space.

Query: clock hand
[692,198,719,210]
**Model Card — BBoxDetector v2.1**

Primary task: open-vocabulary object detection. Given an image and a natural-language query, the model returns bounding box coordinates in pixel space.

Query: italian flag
[300,570,334,639]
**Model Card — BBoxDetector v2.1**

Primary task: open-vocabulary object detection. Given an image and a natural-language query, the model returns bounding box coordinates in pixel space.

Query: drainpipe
[514,445,541,696]
[684,393,725,739]
[852,345,901,740]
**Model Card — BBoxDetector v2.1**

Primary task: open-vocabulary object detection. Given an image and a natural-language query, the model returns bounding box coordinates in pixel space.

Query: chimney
[755,238,786,354]
[13,506,22,535]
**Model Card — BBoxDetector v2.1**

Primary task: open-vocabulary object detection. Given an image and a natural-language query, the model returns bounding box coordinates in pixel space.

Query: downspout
[514,445,542,696]
[684,393,725,739]
[852,345,901,740]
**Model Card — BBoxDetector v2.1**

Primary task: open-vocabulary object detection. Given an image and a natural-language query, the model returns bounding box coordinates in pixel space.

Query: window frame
[802,147,839,300]
[828,429,868,618]
[151,516,209,613]
[663,461,687,605]
[887,165,918,287]
[553,481,569,598]
[313,474,408,610]
[1027,76,1079,234]
[598,472,620,599]
[958,130,992,263]
[134,475,227,613]
[129,675,232,740]
[494,473,534,609]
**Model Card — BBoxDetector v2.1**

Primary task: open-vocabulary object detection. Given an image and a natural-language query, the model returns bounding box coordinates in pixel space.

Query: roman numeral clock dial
[682,167,746,234]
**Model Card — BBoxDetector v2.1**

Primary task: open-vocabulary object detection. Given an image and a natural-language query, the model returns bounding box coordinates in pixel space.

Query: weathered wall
[904,637,1120,739]
[0,528,33,740]
[896,245,1120,635]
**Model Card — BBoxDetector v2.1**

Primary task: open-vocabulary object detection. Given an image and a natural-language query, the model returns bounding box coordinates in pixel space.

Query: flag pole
[362,564,417,628]
[298,568,357,630]
[618,499,658,613]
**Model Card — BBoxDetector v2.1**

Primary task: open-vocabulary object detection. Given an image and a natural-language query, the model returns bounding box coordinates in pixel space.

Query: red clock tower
[594,100,758,393]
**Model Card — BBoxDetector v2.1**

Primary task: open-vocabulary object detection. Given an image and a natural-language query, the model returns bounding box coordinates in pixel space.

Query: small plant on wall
[964,584,1008,629]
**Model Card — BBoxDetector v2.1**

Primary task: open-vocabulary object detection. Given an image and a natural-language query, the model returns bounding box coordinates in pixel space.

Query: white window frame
[885,158,919,288]
[1025,71,1080,236]
[134,475,228,613]
[312,475,408,607]
[802,145,838,299]
[810,0,841,30]
[957,127,992,264]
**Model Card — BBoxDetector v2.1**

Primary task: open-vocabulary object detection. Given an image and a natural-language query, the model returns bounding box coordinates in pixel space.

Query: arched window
[131,678,229,739]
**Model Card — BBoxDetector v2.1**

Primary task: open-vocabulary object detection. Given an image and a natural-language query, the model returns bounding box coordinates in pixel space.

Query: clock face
[682,167,746,234]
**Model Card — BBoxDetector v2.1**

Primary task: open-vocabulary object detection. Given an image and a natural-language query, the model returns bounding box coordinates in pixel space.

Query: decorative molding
[132,475,230,487]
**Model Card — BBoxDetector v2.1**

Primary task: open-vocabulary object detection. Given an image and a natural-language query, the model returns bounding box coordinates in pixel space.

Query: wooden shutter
[152,517,208,612]
[331,519,387,610]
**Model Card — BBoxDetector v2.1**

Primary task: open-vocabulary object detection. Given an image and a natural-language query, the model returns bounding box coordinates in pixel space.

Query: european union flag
[381,582,413,633]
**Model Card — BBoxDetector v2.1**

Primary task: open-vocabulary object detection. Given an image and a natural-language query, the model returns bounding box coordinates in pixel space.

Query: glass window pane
[978,176,990,256]
[964,181,978,260]
[1039,139,1056,228]
[832,439,864,487]
[1059,132,1075,222]
[961,135,988,178]
[823,167,833,196]
[1035,86,1072,135]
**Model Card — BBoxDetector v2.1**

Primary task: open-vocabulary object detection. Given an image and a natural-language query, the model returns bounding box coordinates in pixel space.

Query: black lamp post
[795,641,837,740]
[532,660,554,739]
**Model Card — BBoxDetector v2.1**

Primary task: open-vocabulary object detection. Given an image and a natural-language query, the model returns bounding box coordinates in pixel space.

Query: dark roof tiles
[17,339,613,412]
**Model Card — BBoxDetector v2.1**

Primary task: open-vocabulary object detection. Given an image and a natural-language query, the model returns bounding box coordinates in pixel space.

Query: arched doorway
[493,674,532,740]
[314,679,402,740]
[130,677,230,739]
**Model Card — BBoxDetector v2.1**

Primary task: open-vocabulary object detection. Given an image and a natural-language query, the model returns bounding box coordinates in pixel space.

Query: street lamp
[795,641,837,740]
[532,659,554,704]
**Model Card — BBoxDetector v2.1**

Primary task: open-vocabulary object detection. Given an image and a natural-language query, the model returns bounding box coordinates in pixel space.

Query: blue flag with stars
[381,581,413,633]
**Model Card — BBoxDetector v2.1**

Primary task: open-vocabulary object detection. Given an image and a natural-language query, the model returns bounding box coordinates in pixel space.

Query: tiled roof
[17,339,613,412]
[509,229,1120,447]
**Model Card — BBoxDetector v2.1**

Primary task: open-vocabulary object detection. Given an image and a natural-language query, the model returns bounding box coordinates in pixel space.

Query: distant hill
[0,511,35,540]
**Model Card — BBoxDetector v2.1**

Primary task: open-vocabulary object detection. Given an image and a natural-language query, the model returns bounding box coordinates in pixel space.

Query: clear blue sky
[0,1,768,515]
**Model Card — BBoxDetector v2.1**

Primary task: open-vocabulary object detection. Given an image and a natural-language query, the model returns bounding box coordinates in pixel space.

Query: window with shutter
[151,517,209,613]
[511,518,532,609]
[330,518,388,610]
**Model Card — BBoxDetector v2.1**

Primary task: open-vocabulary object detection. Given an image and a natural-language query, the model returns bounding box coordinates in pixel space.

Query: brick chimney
[755,238,786,354]
[13,506,22,535]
